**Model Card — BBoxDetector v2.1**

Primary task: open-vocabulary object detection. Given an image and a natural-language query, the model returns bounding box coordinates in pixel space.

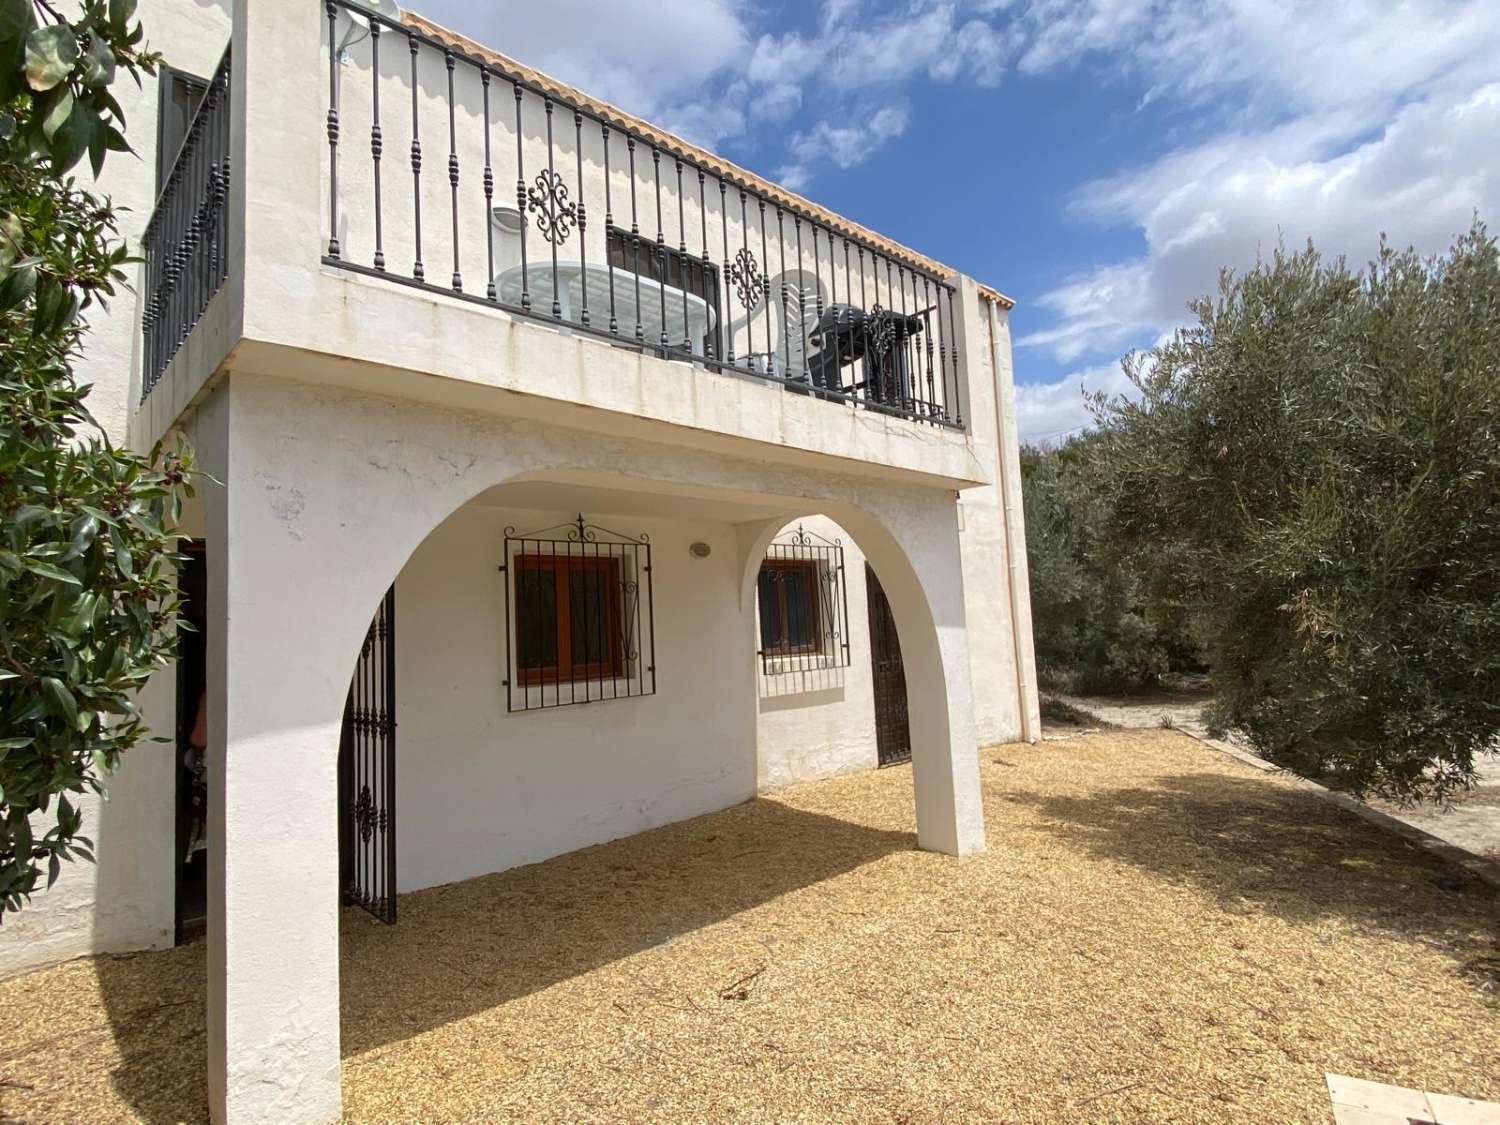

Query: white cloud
[411,0,1500,320]
[416,0,1014,174]
[412,0,750,135]
[787,104,912,170]
[1014,360,1136,443]
[1010,0,1500,365]
[1021,83,1500,361]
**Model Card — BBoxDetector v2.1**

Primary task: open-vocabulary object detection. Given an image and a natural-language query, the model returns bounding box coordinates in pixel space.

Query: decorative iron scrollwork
[353,784,376,844]
[339,585,396,924]
[730,246,761,310]
[758,523,852,673]
[525,168,577,245]
[501,514,656,711]
[865,304,895,357]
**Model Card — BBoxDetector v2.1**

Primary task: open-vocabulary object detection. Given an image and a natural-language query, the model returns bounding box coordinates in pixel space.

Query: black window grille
[606,225,722,360]
[502,515,655,710]
[757,525,850,674]
[141,48,232,399]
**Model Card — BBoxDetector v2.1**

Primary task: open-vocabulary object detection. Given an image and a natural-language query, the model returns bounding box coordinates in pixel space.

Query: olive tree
[1021,434,1197,693]
[1,0,193,918]
[1091,223,1500,801]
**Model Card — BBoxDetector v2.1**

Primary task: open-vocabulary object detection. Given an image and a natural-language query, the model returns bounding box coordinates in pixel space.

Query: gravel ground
[2,729,1497,1124]
[1051,692,1500,863]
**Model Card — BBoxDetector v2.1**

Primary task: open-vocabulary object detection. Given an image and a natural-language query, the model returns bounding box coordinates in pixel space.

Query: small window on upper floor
[156,67,210,195]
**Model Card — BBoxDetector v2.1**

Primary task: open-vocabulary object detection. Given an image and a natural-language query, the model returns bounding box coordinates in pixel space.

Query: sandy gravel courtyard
[1,729,1497,1123]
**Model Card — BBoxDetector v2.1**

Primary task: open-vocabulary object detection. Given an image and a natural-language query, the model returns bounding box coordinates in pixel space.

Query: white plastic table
[495,261,716,352]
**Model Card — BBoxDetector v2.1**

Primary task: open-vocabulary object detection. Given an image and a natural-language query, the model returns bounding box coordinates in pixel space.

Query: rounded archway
[194,375,984,1122]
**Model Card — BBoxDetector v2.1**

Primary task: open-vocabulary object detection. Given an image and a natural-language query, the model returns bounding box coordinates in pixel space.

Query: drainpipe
[985,298,1040,743]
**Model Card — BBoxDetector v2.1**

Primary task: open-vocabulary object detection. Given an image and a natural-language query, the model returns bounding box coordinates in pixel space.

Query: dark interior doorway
[339,586,398,924]
[174,542,208,944]
[865,565,911,766]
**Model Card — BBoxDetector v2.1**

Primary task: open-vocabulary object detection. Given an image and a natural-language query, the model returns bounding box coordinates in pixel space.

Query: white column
[835,497,986,856]
[199,382,344,1125]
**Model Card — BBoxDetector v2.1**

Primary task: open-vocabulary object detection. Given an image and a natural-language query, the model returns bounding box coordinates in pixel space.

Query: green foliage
[1091,222,1500,801]
[1021,433,1198,694]
[1,0,191,917]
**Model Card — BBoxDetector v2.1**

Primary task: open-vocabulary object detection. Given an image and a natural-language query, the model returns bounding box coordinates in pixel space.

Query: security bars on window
[141,46,232,400]
[757,525,851,674]
[501,515,655,711]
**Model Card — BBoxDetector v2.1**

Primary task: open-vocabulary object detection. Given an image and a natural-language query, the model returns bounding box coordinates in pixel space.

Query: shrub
[1091,222,1500,801]
[0,0,192,918]
[1022,433,1197,694]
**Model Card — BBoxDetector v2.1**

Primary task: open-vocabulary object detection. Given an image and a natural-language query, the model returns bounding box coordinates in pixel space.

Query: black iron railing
[140,48,232,401]
[320,1,965,428]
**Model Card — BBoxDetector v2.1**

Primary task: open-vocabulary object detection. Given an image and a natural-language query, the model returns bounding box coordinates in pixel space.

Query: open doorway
[865,563,911,766]
[174,542,208,943]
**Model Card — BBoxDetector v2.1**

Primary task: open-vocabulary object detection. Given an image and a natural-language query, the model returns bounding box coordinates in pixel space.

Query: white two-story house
[0,1,1040,1121]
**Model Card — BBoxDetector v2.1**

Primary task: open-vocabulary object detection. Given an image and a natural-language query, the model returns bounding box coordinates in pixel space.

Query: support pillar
[198,384,344,1125]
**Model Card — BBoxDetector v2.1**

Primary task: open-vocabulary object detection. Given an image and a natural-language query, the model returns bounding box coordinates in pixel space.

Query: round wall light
[689,541,712,559]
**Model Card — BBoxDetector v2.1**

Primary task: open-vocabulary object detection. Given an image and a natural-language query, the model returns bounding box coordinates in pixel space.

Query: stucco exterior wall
[755,515,879,789]
[394,502,755,891]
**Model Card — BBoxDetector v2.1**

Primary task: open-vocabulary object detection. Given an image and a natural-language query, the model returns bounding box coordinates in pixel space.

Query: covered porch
[175,371,986,1123]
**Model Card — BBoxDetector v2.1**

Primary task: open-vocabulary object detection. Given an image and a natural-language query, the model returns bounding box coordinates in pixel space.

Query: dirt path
[1052,692,1500,864]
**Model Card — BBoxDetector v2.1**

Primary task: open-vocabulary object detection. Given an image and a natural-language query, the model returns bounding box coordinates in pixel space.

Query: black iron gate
[338,586,397,923]
[865,565,911,766]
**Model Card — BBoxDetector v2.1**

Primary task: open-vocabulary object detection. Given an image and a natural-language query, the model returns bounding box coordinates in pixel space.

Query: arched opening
[324,469,978,1058]
[186,373,983,1123]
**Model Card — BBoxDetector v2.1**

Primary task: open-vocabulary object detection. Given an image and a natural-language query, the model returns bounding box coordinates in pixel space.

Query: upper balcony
[132,0,1015,489]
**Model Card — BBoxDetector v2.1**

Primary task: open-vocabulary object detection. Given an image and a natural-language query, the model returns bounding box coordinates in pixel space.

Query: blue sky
[417,0,1500,441]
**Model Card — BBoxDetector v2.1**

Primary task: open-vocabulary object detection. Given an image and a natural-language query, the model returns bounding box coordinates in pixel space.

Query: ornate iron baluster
[918,276,930,417]
[896,262,912,413]
[445,48,461,291]
[719,177,733,364]
[739,189,755,365]
[777,206,789,378]
[794,215,808,383]
[677,158,689,351]
[370,21,385,271]
[698,168,714,360]
[937,281,950,422]
[628,137,643,342]
[946,284,963,426]
[653,145,667,350]
[602,123,618,334]
[325,0,340,258]
[810,220,825,390]
[408,31,423,281]
[575,111,589,326]
[481,68,494,297]
[759,198,772,372]
[826,228,839,397]
[533,97,564,318]
[857,245,869,406]
[512,82,529,309]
